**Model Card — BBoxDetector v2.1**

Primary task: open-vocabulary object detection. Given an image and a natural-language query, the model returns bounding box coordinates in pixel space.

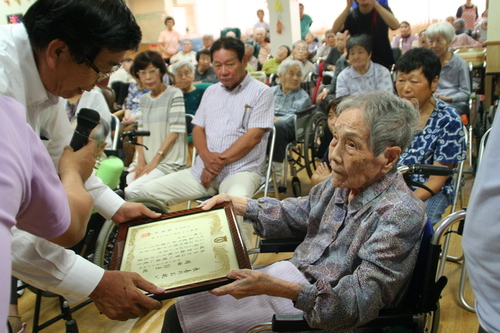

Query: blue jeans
[424,191,452,224]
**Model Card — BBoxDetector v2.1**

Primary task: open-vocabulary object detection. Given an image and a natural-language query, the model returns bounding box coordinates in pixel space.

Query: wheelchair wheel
[93,197,168,269]
[304,111,327,178]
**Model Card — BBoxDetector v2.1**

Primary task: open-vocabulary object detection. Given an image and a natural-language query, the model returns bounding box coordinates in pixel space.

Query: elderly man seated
[160,91,426,333]
[268,59,311,182]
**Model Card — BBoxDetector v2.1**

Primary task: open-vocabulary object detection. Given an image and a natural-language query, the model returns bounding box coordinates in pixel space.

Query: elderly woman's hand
[198,194,248,216]
[209,269,300,301]
[434,93,452,103]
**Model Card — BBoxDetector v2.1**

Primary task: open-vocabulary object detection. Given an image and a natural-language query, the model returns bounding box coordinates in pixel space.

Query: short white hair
[277,59,304,77]
[426,21,455,43]
[171,60,195,75]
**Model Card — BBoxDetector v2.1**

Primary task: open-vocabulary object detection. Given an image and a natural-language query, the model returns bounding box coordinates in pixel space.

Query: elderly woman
[336,34,393,98]
[395,47,466,224]
[268,59,312,181]
[171,60,209,134]
[289,40,315,81]
[261,45,290,75]
[160,91,426,333]
[426,21,471,117]
[125,51,187,199]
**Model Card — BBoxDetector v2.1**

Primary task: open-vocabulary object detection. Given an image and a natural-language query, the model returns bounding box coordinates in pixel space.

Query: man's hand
[111,202,161,224]
[89,271,164,321]
[200,168,216,189]
[345,0,353,8]
[209,269,300,301]
[59,141,97,183]
[201,152,226,176]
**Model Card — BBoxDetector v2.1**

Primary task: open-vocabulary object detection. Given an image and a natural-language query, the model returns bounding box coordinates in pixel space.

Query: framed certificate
[110,202,251,300]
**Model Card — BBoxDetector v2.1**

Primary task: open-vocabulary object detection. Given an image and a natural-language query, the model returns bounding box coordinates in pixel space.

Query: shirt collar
[219,71,252,92]
[351,60,375,78]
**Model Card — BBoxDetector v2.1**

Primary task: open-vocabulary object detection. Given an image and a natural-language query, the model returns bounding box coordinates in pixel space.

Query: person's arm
[376,65,395,93]
[440,57,471,103]
[413,162,453,201]
[335,70,349,98]
[137,132,179,177]
[219,128,267,165]
[48,143,96,247]
[332,0,353,33]
[11,228,163,320]
[391,35,401,48]
[373,2,400,30]
[210,269,300,300]
[192,125,225,177]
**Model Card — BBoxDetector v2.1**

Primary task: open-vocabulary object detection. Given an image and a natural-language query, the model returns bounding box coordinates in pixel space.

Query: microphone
[70,108,100,151]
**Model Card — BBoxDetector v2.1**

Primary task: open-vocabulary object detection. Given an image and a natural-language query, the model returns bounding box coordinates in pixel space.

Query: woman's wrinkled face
[292,42,308,62]
[328,108,386,192]
[427,33,450,58]
[137,63,162,91]
[280,65,302,92]
[174,65,194,91]
[348,45,371,71]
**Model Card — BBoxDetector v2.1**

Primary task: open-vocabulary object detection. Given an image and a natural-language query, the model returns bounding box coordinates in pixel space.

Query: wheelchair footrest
[272,313,316,331]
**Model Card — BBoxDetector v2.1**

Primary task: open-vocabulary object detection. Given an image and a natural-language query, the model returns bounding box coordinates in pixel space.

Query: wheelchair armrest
[259,238,303,253]
[272,307,415,332]
[272,313,317,331]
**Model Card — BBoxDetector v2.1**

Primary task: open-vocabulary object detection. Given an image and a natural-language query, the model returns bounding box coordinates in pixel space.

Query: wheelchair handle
[398,164,450,176]
[121,130,151,139]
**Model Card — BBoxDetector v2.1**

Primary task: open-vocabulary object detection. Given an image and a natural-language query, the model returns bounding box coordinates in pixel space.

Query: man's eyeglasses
[81,54,121,82]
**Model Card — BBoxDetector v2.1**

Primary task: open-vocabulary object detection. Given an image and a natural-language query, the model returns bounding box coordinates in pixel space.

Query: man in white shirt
[2,0,164,321]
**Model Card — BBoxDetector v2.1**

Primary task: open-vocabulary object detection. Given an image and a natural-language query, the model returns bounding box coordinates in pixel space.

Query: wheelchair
[275,105,327,197]
[246,165,451,333]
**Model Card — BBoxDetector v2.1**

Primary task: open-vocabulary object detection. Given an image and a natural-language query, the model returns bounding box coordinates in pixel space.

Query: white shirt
[0,23,123,301]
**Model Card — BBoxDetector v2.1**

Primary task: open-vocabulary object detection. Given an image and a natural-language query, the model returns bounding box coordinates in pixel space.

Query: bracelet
[157,150,163,156]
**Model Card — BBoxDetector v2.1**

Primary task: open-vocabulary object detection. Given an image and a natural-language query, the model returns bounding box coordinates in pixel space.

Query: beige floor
[17,168,480,333]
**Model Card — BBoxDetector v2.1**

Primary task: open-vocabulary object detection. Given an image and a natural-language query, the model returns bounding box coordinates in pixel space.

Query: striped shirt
[136,86,186,174]
[191,73,274,183]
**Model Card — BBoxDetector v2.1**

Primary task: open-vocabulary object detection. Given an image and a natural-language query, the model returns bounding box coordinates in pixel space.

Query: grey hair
[171,60,195,75]
[292,40,307,49]
[426,21,456,43]
[254,27,266,35]
[454,18,466,29]
[336,91,419,168]
[91,118,110,146]
[277,59,304,77]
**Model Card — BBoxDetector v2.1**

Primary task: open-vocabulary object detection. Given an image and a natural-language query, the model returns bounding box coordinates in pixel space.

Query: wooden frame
[110,202,251,300]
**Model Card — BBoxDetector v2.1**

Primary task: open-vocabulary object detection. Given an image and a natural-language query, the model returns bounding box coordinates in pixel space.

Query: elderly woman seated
[268,59,312,182]
[261,44,291,75]
[171,60,210,133]
[336,34,393,98]
[160,91,426,333]
[426,21,471,117]
[289,40,316,81]
[395,47,466,224]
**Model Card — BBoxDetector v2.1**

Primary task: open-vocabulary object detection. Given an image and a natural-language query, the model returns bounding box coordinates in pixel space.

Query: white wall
[0,0,34,25]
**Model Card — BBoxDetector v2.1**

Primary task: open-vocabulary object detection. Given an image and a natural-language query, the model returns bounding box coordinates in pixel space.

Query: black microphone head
[77,108,100,129]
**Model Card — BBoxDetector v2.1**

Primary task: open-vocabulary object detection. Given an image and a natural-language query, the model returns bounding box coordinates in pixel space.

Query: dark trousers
[268,120,295,162]
[161,304,183,333]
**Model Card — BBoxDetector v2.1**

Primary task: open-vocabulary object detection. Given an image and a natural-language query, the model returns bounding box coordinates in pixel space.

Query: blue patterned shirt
[336,60,393,98]
[398,98,466,197]
[124,82,150,116]
[272,85,312,123]
[245,172,426,331]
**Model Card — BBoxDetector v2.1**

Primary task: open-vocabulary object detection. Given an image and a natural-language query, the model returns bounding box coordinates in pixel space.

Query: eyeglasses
[137,68,161,77]
[81,54,121,82]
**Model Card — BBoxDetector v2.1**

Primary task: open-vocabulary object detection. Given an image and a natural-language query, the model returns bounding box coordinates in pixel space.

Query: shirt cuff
[244,199,259,221]
[56,256,105,303]
[294,283,317,313]
[93,187,125,220]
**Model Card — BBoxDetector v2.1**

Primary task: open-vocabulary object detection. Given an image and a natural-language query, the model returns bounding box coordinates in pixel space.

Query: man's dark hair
[395,48,441,87]
[346,34,373,54]
[23,0,142,64]
[133,51,167,76]
[210,37,245,62]
[196,49,211,62]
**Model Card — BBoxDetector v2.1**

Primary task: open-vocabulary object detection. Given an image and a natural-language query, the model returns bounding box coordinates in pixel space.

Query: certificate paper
[111,203,251,299]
